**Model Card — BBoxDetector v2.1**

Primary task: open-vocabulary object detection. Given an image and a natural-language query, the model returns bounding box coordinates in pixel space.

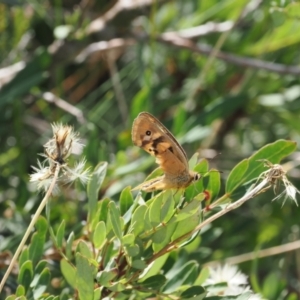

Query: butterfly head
[189,171,201,184]
[193,173,201,182]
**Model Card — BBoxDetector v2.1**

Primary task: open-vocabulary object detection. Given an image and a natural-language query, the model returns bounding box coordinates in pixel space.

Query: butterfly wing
[132,112,189,176]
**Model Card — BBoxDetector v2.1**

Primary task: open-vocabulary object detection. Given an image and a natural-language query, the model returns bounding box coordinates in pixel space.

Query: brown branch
[75,38,135,63]
[162,21,234,39]
[158,34,300,76]
[42,92,86,124]
[87,0,167,35]
[78,33,300,77]
[205,240,300,266]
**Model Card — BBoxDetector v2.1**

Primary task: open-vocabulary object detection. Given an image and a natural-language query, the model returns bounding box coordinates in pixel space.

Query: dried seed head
[30,124,90,193]
[44,123,84,164]
[257,160,299,206]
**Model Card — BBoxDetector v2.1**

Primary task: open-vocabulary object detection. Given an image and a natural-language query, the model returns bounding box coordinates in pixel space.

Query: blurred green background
[1,0,300,298]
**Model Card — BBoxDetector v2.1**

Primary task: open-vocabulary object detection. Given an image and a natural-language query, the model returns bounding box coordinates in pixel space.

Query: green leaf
[32,267,51,299]
[132,259,147,270]
[163,261,199,293]
[60,259,76,288]
[120,186,133,215]
[196,159,209,173]
[161,192,175,223]
[195,267,210,285]
[130,204,147,236]
[131,87,150,120]
[28,216,48,265]
[66,231,75,259]
[16,285,25,296]
[143,205,154,232]
[97,270,118,286]
[19,247,29,268]
[4,296,17,300]
[122,233,135,245]
[152,226,167,244]
[18,260,33,292]
[262,272,281,299]
[188,152,200,169]
[170,196,203,223]
[226,159,249,194]
[124,244,140,257]
[94,287,101,299]
[34,260,48,274]
[140,253,169,281]
[76,253,96,300]
[56,219,65,249]
[286,2,300,18]
[246,140,296,180]
[98,198,110,221]
[226,140,296,194]
[152,222,177,252]
[77,240,93,259]
[93,221,106,248]
[109,201,123,241]
[248,19,300,54]
[138,274,166,290]
[107,281,126,292]
[206,169,221,201]
[181,285,206,299]
[173,105,186,136]
[149,193,164,226]
[185,159,209,199]
[226,139,297,194]
[87,162,108,223]
[171,206,200,241]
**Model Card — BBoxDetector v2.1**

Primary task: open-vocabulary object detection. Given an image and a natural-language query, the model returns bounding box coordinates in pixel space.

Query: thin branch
[158,34,300,76]
[75,38,135,63]
[205,239,300,266]
[87,0,166,35]
[148,178,270,264]
[42,92,86,124]
[0,164,61,293]
[77,32,300,78]
[0,61,25,88]
[163,21,234,39]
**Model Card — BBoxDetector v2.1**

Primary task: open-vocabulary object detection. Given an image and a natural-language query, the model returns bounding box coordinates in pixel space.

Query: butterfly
[131,112,200,192]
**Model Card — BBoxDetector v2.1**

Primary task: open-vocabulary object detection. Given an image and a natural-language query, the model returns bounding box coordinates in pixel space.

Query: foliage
[1,139,297,299]
[1,0,300,299]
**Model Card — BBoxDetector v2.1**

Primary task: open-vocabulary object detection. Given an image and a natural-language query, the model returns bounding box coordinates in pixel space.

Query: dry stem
[0,164,61,293]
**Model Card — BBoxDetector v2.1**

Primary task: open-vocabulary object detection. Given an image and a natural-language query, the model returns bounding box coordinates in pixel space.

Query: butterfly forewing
[132,112,199,191]
[132,112,189,175]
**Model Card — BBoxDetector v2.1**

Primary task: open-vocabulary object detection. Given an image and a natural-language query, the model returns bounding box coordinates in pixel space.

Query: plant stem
[147,178,269,264]
[0,164,60,293]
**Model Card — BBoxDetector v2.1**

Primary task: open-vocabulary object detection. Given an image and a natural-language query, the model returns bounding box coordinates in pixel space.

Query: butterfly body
[132,112,200,192]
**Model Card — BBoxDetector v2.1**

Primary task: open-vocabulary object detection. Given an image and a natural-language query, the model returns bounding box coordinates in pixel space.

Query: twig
[0,164,61,293]
[0,61,25,88]
[87,0,165,35]
[158,35,300,76]
[148,178,270,264]
[42,92,86,124]
[75,38,135,63]
[205,239,300,266]
[162,21,234,39]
